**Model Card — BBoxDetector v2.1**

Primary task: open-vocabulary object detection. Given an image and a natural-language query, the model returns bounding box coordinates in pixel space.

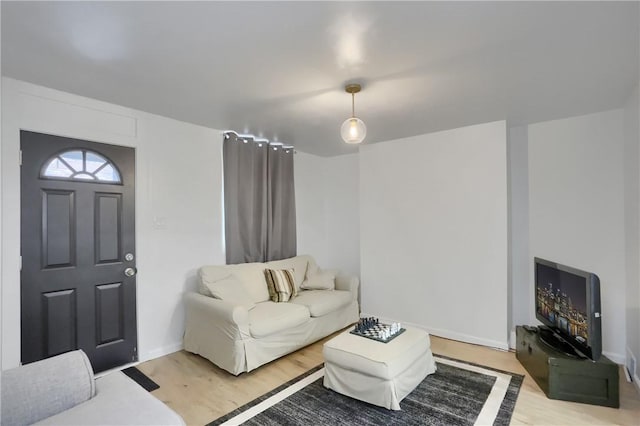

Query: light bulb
[350,120,358,137]
[341,117,367,144]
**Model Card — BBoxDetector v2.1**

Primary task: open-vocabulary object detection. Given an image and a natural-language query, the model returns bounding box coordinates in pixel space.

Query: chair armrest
[1,350,95,425]
[184,293,250,340]
[335,274,360,301]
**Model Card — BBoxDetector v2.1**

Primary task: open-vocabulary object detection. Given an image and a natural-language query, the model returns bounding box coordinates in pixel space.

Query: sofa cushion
[291,290,352,317]
[264,268,297,302]
[198,268,231,297]
[301,270,336,291]
[199,263,269,303]
[301,255,320,281]
[205,277,256,310]
[265,255,309,290]
[248,302,310,338]
[36,371,185,425]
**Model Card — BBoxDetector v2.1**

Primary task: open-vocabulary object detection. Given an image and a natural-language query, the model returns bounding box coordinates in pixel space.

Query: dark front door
[20,131,137,372]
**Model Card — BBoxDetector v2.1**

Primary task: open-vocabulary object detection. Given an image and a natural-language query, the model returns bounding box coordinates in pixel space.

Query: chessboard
[350,318,406,343]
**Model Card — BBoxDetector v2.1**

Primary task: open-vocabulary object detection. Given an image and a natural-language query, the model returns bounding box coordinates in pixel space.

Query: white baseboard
[97,342,184,377]
[95,361,139,378]
[602,351,625,365]
[139,341,183,362]
[635,373,640,396]
[361,312,509,351]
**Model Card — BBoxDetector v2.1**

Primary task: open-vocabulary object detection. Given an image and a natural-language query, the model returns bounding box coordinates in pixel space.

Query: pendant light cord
[352,93,355,118]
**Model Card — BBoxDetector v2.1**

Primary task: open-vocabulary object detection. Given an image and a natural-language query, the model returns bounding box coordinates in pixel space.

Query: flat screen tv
[534,257,602,360]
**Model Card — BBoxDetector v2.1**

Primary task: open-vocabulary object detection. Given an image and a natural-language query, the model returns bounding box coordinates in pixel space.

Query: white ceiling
[2,1,638,156]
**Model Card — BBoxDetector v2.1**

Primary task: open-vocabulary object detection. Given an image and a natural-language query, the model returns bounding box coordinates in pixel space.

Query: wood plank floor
[137,330,640,425]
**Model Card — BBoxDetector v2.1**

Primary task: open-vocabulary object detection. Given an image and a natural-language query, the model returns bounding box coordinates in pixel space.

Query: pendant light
[341,83,367,144]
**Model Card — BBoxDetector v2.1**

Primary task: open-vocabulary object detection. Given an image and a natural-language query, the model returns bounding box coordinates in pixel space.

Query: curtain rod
[222,131,294,150]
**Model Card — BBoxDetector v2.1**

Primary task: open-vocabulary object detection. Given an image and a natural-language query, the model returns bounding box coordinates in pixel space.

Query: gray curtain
[223,132,296,264]
[267,143,297,261]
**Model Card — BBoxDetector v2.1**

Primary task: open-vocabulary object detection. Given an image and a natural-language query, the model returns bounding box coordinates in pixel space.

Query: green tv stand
[515,325,619,408]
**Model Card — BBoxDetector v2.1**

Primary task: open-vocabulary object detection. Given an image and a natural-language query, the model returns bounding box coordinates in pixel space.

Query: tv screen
[534,257,602,360]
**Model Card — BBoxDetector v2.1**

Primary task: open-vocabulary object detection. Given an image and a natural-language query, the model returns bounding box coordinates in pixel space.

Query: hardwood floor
[137,330,640,425]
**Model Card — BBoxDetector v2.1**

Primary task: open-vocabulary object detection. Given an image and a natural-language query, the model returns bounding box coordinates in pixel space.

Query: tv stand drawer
[516,326,619,408]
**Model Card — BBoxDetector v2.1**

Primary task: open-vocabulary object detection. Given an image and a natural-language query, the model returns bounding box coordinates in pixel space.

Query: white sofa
[184,255,359,375]
[1,350,184,425]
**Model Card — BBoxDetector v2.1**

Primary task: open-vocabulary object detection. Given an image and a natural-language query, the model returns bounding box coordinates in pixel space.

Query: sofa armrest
[1,350,95,425]
[184,293,253,375]
[184,293,251,340]
[335,274,360,302]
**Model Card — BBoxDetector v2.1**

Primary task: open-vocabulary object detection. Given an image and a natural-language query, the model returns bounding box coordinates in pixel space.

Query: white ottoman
[323,326,437,410]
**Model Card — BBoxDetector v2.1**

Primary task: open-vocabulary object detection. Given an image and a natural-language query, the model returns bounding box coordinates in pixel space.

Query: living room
[1,1,639,425]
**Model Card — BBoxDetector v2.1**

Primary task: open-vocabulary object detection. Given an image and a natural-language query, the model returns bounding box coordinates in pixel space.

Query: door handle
[124,267,137,277]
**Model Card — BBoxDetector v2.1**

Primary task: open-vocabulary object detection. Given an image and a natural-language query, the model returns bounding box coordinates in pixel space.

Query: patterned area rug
[209,355,523,426]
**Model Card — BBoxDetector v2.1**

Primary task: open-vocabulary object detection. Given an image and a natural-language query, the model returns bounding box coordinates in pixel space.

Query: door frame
[18,129,140,368]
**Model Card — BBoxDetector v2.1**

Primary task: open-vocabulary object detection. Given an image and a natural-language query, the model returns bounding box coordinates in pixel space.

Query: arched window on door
[40,149,122,183]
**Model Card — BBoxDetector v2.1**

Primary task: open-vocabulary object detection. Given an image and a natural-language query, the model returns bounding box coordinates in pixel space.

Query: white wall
[1,78,225,368]
[528,109,626,362]
[359,121,509,349]
[624,83,640,386]
[295,152,360,277]
[322,154,360,278]
[508,126,530,347]
[295,152,328,264]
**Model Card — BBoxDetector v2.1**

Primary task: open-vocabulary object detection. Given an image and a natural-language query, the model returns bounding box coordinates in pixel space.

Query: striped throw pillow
[264,268,297,302]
